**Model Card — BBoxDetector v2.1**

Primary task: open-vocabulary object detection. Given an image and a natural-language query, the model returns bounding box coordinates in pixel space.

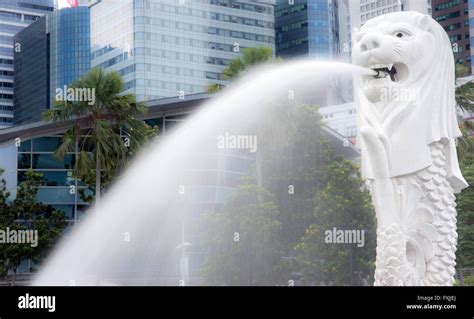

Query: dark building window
[434,0,460,11]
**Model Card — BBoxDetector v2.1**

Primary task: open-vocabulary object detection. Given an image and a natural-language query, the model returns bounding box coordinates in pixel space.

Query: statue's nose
[359,34,382,52]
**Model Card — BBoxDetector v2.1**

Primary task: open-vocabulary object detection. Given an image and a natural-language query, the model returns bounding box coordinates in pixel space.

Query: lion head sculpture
[352,11,468,192]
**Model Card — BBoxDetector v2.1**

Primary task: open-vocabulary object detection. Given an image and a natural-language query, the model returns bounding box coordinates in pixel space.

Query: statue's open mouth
[362,62,408,85]
[371,63,398,81]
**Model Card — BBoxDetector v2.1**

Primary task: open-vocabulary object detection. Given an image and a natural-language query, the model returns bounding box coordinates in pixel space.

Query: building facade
[470,0,474,73]
[432,0,471,71]
[274,0,352,105]
[275,0,345,58]
[319,101,358,141]
[13,6,91,125]
[350,0,432,29]
[0,0,54,128]
[90,0,276,102]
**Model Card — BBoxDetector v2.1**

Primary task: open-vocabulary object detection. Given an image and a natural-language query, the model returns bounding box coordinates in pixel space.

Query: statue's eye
[396,33,403,38]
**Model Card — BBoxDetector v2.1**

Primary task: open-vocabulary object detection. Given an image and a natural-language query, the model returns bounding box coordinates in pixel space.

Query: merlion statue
[352,11,469,285]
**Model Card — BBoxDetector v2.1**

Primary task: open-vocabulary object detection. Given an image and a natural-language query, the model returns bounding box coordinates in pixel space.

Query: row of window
[435,10,460,22]
[133,46,241,66]
[0,104,13,111]
[210,12,274,29]
[277,36,308,50]
[0,10,40,22]
[91,45,115,61]
[0,93,13,100]
[210,0,273,14]
[0,81,13,88]
[0,70,14,76]
[275,4,307,18]
[17,2,54,12]
[139,79,205,93]
[361,6,399,21]
[18,154,75,170]
[209,27,274,43]
[361,0,401,11]
[277,20,308,33]
[143,0,273,18]
[94,52,129,70]
[322,109,357,119]
[138,60,225,77]
[93,39,248,68]
[434,0,460,11]
[444,22,468,32]
[0,117,12,123]
[0,58,13,65]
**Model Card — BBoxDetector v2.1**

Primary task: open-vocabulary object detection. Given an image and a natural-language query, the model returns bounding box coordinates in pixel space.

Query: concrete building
[0,0,55,128]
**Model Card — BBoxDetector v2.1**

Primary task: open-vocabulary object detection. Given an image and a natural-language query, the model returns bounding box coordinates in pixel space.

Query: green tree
[259,104,335,253]
[295,159,376,285]
[456,155,474,284]
[0,169,10,278]
[0,170,66,285]
[454,63,474,286]
[43,68,156,203]
[207,46,277,93]
[455,63,474,161]
[200,183,290,285]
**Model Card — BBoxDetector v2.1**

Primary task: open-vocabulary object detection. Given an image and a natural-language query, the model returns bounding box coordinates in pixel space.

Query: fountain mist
[34,60,375,286]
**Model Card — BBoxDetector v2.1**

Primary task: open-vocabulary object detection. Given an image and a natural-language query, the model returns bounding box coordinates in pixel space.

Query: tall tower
[0,0,54,128]
[275,0,353,105]
[90,0,276,102]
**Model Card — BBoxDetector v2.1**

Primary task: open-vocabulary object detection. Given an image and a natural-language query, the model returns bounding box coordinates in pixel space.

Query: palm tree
[207,46,277,93]
[43,68,156,203]
[455,64,474,161]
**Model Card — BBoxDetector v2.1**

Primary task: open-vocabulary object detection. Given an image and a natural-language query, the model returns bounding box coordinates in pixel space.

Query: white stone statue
[352,11,469,285]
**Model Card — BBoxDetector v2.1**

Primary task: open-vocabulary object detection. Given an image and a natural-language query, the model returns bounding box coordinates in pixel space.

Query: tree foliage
[295,160,376,285]
[43,68,157,202]
[200,184,290,285]
[0,170,66,285]
[207,47,278,93]
[456,155,474,270]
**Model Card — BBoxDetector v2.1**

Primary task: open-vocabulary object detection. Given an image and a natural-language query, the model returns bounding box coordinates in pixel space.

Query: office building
[90,0,276,102]
[274,0,353,105]
[0,0,55,128]
[13,5,91,125]
[432,0,471,72]
[350,0,432,29]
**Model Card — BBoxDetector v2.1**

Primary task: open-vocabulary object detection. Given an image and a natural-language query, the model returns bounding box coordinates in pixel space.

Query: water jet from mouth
[33,59,375,286]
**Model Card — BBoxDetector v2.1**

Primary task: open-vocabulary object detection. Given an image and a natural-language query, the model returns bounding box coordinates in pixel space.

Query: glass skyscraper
[13,6,91,125]
[90,0,276,102]
[48,6,91,108]
[275,0,352,106]
[0,0,54,128]
[275,0,343,59]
